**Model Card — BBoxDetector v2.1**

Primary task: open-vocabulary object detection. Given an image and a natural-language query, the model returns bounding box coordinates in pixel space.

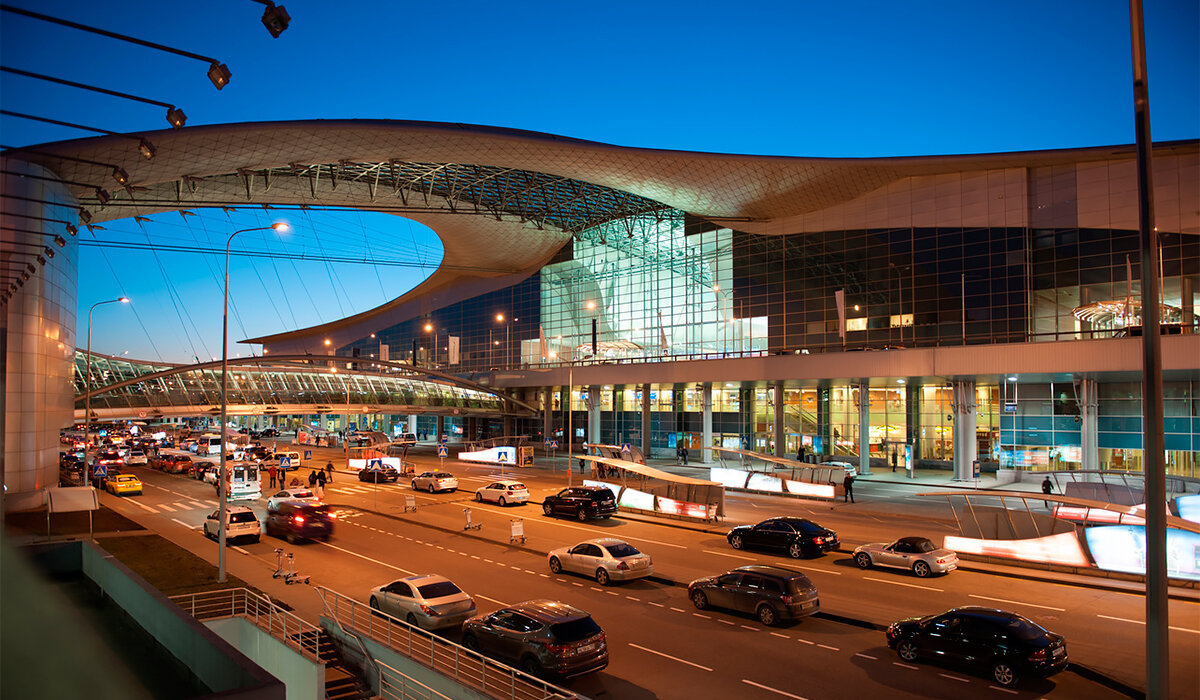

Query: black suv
[542,486,617,521]
[358,465,399,483]
[887,607,1068,687]
[689,565,820,626]
[461,599,607,679]
[265,502,335,543]
[727,517,839,558]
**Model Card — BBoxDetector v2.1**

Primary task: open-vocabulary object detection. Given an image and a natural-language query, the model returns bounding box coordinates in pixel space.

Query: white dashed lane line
[316,541,416,575]
[796,638,814,646]
[170,518,196,529]
[968,594,1065,612]
[649,602,665,608]
[816,643,838,651]
[475,594,508,606]
[893,662,919,670]
[939,673,970,683]
[628,643,713,672]
[718,619,735,625]
[770,632,789,639]
[126,499,160,513]
[670,607,686,613]
[988,685,1018,695]
[1096,614,1200,634]
[863,576,944,592]
[703,549,756,560]
[231,546,251,555]
[854,653,877,660]
[741,679,809,699]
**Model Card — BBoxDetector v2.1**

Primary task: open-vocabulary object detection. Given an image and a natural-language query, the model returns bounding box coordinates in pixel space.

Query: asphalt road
[94,445,1199,699]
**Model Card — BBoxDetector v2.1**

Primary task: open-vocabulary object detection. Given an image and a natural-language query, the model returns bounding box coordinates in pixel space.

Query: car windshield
[417,581,462,598]
[591,490,614,501]
[508,483,526,490]
[785,576,815,594]
[290,490,314,498]
[230,512,257,523]
[435,473,453,478]
[549,616,602,643]
[605,543,640,557]
[998,615,1047,642]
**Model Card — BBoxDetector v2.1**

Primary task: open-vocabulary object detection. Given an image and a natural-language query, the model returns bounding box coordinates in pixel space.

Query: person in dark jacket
[843,473,855,503]
[1041,476,1053,495]
[325,461,335,483]
[308,469,318,487]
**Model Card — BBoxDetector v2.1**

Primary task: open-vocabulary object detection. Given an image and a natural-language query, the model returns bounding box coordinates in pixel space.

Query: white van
[197,434,224,455]
[270,451,303,471]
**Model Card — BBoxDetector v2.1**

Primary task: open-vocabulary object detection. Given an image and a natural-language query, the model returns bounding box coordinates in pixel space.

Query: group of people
[266,461,336,496]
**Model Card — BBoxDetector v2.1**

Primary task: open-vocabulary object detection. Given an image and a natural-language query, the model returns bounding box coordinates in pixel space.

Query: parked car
[688,565,820,626]
[189,459,215,480]
[886,607,1068,687]
[817,460,858,477]
[266,488,320,511]
[358,465,399,483]
[104,473,143,497]
[392,433,417,446]
[201,463,221,484]
[93,450,124,469]
[245,445,273,461]
[203,505,261,544]
[368,574,477,630]
[548,538,653,585]
[853,536,958,578]
[125,450,148,466]
[259,427,280,438]
[411,471,458,493]
[461,600,607,679]
[264,502,334,543]
[726,517,839,559]
[474,479,529,506]
[542,486,617,521]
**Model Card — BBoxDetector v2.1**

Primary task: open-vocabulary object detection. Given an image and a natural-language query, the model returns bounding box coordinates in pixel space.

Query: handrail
[169,588,322,661]
[375,658,456,700]
[314,586,576,700]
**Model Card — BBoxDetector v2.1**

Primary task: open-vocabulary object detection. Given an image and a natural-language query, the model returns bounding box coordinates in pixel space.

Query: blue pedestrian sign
[437,445,448,458]
[621,443,631,453]
[367,458,384,470]
[280,456,292,469]
[549,440,559,450]
[972,459,981,480]
[304,450,312,460]
[92,464,107,478]
[440,433,449,443]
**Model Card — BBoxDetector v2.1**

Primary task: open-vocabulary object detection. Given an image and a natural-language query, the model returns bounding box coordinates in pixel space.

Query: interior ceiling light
[166,106,186,129]
[54,235,67,247]
[138,139,156,160]
[94,188,111,205]
[112,167,129,186]
[260,2,290,37]
[207,62,231,90]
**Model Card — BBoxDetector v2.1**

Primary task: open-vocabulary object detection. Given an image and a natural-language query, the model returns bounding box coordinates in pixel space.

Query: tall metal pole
[567,362,574,487]
[84,297,128,478]
[1129,2,1167,697]
[219,224,285,583]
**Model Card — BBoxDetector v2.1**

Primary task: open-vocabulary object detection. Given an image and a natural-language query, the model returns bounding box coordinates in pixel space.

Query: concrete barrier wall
[205,617,322,700]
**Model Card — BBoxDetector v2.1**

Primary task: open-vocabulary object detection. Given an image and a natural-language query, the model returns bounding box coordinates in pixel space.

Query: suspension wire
[198,212,251,356]
[301,206,348,319]
[359,208,389,301]
[132,216,204,364]
[86,227,164,361]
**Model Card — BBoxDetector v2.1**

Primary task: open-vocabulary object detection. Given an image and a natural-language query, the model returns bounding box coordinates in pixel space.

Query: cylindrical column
[587,385,601,447]
[702,383,713,463]
[772,381,785,457]
[641,383,652,460]
[858,383,872,475]
[1079,378,1099,471]
[952,380,977,481]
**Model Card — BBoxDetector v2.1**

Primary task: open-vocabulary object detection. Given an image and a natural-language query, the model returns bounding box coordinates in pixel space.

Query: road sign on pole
[304,450,312,460]
[437,444,448,458]
[280,456,291,470]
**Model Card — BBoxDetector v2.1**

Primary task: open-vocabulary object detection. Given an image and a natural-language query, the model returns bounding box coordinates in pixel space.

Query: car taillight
[617,561,629,571]
[781,594,793,605]
[294,515,305,524]
[936,557,949,564]
[1029,648,1049,662]
[420,604,438,615]
[813,537,824,544]
[543,642,571,655]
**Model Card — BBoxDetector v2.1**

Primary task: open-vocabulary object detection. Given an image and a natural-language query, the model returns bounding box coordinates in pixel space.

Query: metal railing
[316,587,576,700]
[170,587,321,661]
[377,660,457,700]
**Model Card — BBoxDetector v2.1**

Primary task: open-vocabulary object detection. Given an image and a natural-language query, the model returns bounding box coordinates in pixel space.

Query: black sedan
[358,465,399,483]
[886,606,1068,687]
[542,486,618,521]
[726,517,839,558]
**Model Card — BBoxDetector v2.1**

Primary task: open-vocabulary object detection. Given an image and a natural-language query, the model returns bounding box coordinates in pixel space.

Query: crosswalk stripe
[127,499,160,513]
[158,503,176,512]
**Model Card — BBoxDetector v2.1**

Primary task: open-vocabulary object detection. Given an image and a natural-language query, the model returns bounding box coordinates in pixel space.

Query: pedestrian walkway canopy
[74,350,535,421]
[579,454,725,517]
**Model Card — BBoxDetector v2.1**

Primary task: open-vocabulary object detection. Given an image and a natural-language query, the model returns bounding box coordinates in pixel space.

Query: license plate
[1052,647,1064,657]
[576,643,597,653]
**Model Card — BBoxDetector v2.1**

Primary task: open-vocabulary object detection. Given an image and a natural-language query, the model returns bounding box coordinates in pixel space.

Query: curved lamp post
[219,222,287,583]
[84,297,130,468]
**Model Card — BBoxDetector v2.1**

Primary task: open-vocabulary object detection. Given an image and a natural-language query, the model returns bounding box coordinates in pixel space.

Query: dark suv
[727,517,839,558]
[461,600,607,679]
[886,607,1068,687]
[358,465,399,483]
[265,502,335,543]
[542,486,617,521]
[688,565,820,626]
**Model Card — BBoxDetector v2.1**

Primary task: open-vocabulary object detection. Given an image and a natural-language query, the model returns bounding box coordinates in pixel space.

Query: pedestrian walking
[308,469,318,488]
[325,461,335,483]
[681,445,689,465]
[843,473,855,503]
[268,464,278,489]
[891,448,898,472]
[315,468,327,498]
[796,444,805,463]
[676,444,685,465]
[1041,476,1053,495]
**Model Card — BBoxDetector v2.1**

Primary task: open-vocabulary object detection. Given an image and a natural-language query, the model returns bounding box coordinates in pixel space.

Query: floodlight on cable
[44,246,55,259]
[207,62,231,89]
[54,235,67,247]
[65,224,77,237]
[260,2,290,38]
[112,167,129,186]
[78,209,92,224]
[138,139,156,160]
[37,255,46,266]
[94,188,111,205]
[166,106,186,129]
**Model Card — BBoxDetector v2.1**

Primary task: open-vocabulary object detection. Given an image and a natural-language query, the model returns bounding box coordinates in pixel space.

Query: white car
[125,450,148,466]
[853,536,957,578]
[411,471,458,493]
[474,479,529,506]
[548,538,654,585]
[819,461,858,478]
[203,506,261,544]
[368,574,477,630]
[266,488,320,511]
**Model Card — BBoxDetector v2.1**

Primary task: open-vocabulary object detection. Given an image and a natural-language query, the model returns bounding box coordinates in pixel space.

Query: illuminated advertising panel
[785,480,836,499]
[656,496,708,519]
[1177,495,1200,524]
[710,467,750,489]
[746,472,784,493]
[457,447,516,464]
[583,480,619,498]
[1052,505,1145,525]
[944,532,1090,567]
[619,486,655,511]
[1084,525,1200,581]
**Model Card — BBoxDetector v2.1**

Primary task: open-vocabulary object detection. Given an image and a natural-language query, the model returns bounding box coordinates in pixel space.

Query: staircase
[316,631,372,700]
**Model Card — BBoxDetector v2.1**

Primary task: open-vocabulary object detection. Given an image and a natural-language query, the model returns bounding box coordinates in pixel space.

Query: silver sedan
[548,538,654,585]
[853,536,957,577]
[368,574,476,630]
[411,471,458,493]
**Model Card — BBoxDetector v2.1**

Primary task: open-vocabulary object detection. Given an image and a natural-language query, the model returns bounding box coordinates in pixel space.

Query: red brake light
[617,561,629,570]
[294,515,305,524]
[813,537,824,544]
[781,594,793,605]
[1029,649,1048,662]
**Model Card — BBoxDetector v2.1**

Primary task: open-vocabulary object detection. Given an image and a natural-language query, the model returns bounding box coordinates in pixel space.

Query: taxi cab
[105,473,143,496]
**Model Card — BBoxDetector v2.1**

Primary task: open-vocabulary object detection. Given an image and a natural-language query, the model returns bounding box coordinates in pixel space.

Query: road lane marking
[719,619,735,625]
[470,555,480,559]
[1097,614,1199,634]
[625,596,641,602]
[740,625,759,632]
[188,501,206,508]
[796,638,814,645]
[939,673,970,683]
[863,576,944,592]
[157,503,177,512]
[855,653,877,660]
[670,607,686,613]
[969,594,1065,612]
[693,613,711,619]
[468,504,687,548]
[816,643,838,650]
[628,643,712,672]
[703,549,756,560]
[741,679,807,699]
[539,574,550,578]
[893,662,919,670]
[316,541,416,575]
[784,564,841,576]
[988,686,1018,694]
[649,602,665,608]
[606,591,619,596]
[571,582,583,587]
[770,632,790,639]
[126,499,160,513]
[476,594,508,606]
[591,587,603,592]
[170,518,197,529]
[232,546,250,555]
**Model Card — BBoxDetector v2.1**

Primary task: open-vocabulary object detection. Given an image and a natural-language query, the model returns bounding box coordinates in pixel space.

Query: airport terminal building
[3,122,1198,508]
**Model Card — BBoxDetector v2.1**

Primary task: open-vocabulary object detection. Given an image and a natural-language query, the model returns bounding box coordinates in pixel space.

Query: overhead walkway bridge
[74,350,536,421]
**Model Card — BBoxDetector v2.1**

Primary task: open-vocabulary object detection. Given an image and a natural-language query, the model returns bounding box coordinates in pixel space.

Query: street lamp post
[219,222,287,583]
[84,297,130,474]
[496,313,511,369]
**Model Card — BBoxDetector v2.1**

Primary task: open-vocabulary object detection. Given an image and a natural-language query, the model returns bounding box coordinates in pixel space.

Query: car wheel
[992,661,1017,686]
[406,613,420,628]
[519,656,542,677]
[912,561,932,578]
[854,552,872,569]
[475,492,483,502]
[251,536,261,544]
[462,634,479,652]
[369,598,380,611]
[543,503,553,516]
[896,640,919,662]
[757,604,778,626]
[321,534,330,542]
[499,496,507,506]
[549,557,562,574]
[576,507,588,522]
[690,590,709,610]
[595,568,610,585]
[411,481,417,490]
[788,542,805,559]
[286,532,298,544]
[730,534,744,550]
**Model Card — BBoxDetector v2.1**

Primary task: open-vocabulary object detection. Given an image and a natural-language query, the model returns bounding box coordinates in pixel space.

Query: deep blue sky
[2,1,1196,362]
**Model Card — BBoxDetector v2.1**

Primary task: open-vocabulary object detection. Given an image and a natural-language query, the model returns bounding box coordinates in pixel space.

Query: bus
[217,462,261,501]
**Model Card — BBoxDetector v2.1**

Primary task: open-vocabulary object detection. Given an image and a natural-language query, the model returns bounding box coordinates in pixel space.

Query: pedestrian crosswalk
[329,484,399,495]
[124,498,219,515]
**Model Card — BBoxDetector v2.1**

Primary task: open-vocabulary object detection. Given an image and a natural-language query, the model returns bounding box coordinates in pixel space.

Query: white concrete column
[407,415,417,434]
[587,385,601,447]
[858,383,872,475]
[641,383,651,459]
[773,381,785,457]
[702,383,713,463]
[1079,378,1099,471]
[543,388,554,444]
[952,380,978,481]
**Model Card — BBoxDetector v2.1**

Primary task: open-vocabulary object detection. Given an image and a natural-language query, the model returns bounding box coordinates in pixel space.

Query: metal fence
[377,660,457,700]
[316,587,576,700]
[169,587,322,661]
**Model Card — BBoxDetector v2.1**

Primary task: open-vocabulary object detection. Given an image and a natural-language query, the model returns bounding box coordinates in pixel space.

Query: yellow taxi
[105,473,143,497]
